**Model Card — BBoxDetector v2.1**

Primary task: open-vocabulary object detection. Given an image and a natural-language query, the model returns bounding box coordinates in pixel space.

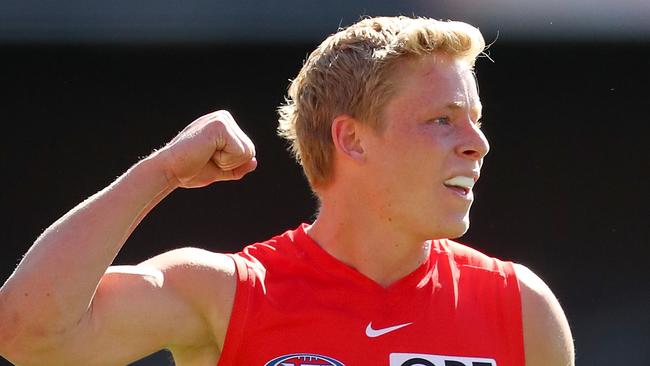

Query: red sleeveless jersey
[219,224,525,366]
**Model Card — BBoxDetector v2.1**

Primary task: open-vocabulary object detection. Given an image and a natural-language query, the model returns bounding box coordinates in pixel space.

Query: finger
[182,160,225,188]
[219,111,256,160]
[230,121,256,159]
[221,157,258,181]
[213,140,248,171]
[214,130,255,172]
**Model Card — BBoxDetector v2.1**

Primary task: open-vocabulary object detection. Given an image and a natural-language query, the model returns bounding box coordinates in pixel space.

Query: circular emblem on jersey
[264,353,345,366]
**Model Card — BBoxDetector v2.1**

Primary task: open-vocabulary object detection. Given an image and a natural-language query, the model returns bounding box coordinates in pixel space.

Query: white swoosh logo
[365,322,413,337]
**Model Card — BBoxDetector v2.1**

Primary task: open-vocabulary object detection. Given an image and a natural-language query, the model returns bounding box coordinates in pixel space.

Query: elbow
[0,309,73,365]
[0,290,22,362]
[0,320,45,366]
[0,283,87,365]
[1,331,70,366]
[0,314,32,365]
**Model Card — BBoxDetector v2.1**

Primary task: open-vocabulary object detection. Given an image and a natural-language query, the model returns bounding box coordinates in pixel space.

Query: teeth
[444,176,475,189]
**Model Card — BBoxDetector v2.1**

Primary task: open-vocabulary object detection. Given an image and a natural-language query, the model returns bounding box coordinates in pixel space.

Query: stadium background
[1,1,648,365]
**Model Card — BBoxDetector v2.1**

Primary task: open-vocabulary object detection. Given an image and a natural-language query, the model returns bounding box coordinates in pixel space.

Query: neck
[306,191,430,288]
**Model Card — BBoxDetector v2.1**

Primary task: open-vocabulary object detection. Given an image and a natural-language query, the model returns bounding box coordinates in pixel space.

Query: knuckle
[214,110,234,123]
[204,118,228,136]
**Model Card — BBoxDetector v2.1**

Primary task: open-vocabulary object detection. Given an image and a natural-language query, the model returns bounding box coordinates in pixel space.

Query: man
[0,16,573,366]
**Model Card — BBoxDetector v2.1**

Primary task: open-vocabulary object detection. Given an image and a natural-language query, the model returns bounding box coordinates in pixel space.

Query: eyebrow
[446,101,483,121]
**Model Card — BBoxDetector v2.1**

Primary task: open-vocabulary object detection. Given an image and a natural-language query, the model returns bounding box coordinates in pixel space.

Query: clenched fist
[159,110,257,188]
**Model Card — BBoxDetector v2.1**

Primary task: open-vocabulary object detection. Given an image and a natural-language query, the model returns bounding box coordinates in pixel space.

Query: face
[358,53,489,240]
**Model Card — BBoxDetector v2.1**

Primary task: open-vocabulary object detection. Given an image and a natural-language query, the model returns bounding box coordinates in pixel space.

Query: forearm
[0,152,176,345]
[0,110,257,362]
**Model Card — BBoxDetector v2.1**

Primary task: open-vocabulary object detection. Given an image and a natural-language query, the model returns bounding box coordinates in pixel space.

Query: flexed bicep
[12,249,237,366]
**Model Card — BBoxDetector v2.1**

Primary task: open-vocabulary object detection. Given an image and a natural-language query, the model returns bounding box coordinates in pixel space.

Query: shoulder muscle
[139,247,237,348]
[514,263,575,366]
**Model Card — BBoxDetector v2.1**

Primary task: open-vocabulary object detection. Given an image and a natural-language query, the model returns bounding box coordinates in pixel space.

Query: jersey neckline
[293,223,438,295]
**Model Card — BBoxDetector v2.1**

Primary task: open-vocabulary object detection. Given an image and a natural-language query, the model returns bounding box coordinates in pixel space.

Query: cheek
[365,122,451,178]
[401,131,451,167]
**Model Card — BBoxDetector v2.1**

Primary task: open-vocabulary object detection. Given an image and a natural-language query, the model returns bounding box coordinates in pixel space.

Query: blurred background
[1,1,648,365]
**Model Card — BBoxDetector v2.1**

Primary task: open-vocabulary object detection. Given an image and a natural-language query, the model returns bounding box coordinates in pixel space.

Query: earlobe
[331,115,365,162]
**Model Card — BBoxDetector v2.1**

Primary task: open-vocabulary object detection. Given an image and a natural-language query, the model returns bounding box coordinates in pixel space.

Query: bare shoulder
[513,263,575,366]
[139,247,236,285]
[138,247,237,345]
[0,248,239,365]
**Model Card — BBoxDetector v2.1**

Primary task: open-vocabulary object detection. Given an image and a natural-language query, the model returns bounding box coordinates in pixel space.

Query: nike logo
[365,322,413,337]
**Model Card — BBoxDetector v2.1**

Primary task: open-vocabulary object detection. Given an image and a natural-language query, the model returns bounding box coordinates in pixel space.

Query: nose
[456,122,490,161]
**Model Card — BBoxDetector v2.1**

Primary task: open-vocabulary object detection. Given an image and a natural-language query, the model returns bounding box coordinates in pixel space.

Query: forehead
[387,54,481,113]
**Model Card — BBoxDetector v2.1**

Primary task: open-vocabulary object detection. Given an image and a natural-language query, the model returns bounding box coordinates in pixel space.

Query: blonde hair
[277,16,485,189]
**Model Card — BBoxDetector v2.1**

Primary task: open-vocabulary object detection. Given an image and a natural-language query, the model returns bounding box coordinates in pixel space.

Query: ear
[331,114,365,162]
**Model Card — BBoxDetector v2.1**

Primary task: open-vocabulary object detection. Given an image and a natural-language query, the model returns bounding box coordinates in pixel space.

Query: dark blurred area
[1,1,649,365]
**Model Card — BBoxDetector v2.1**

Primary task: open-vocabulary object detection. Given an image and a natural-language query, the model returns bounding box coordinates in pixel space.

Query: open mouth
[444,185,470,195]
[443,176,475,196]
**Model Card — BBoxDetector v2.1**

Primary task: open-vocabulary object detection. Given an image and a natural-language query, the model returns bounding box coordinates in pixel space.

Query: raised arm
[0,110,256,365]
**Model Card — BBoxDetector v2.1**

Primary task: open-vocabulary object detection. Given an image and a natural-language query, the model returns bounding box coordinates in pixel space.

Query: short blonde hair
[278,16,485,189]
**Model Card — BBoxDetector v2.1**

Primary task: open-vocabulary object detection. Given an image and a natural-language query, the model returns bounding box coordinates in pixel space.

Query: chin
[440,216,470,239]
[419,218,469,240]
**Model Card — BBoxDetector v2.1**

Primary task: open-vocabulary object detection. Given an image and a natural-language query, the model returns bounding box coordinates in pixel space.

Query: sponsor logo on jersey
[389,353,496,366]
[265,353,345,366]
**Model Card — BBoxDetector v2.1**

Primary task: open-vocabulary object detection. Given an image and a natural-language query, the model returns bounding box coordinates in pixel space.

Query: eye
[428,116,451,125]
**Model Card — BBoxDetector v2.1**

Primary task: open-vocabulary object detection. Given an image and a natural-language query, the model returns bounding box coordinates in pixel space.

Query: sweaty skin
[0,57,573,365]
